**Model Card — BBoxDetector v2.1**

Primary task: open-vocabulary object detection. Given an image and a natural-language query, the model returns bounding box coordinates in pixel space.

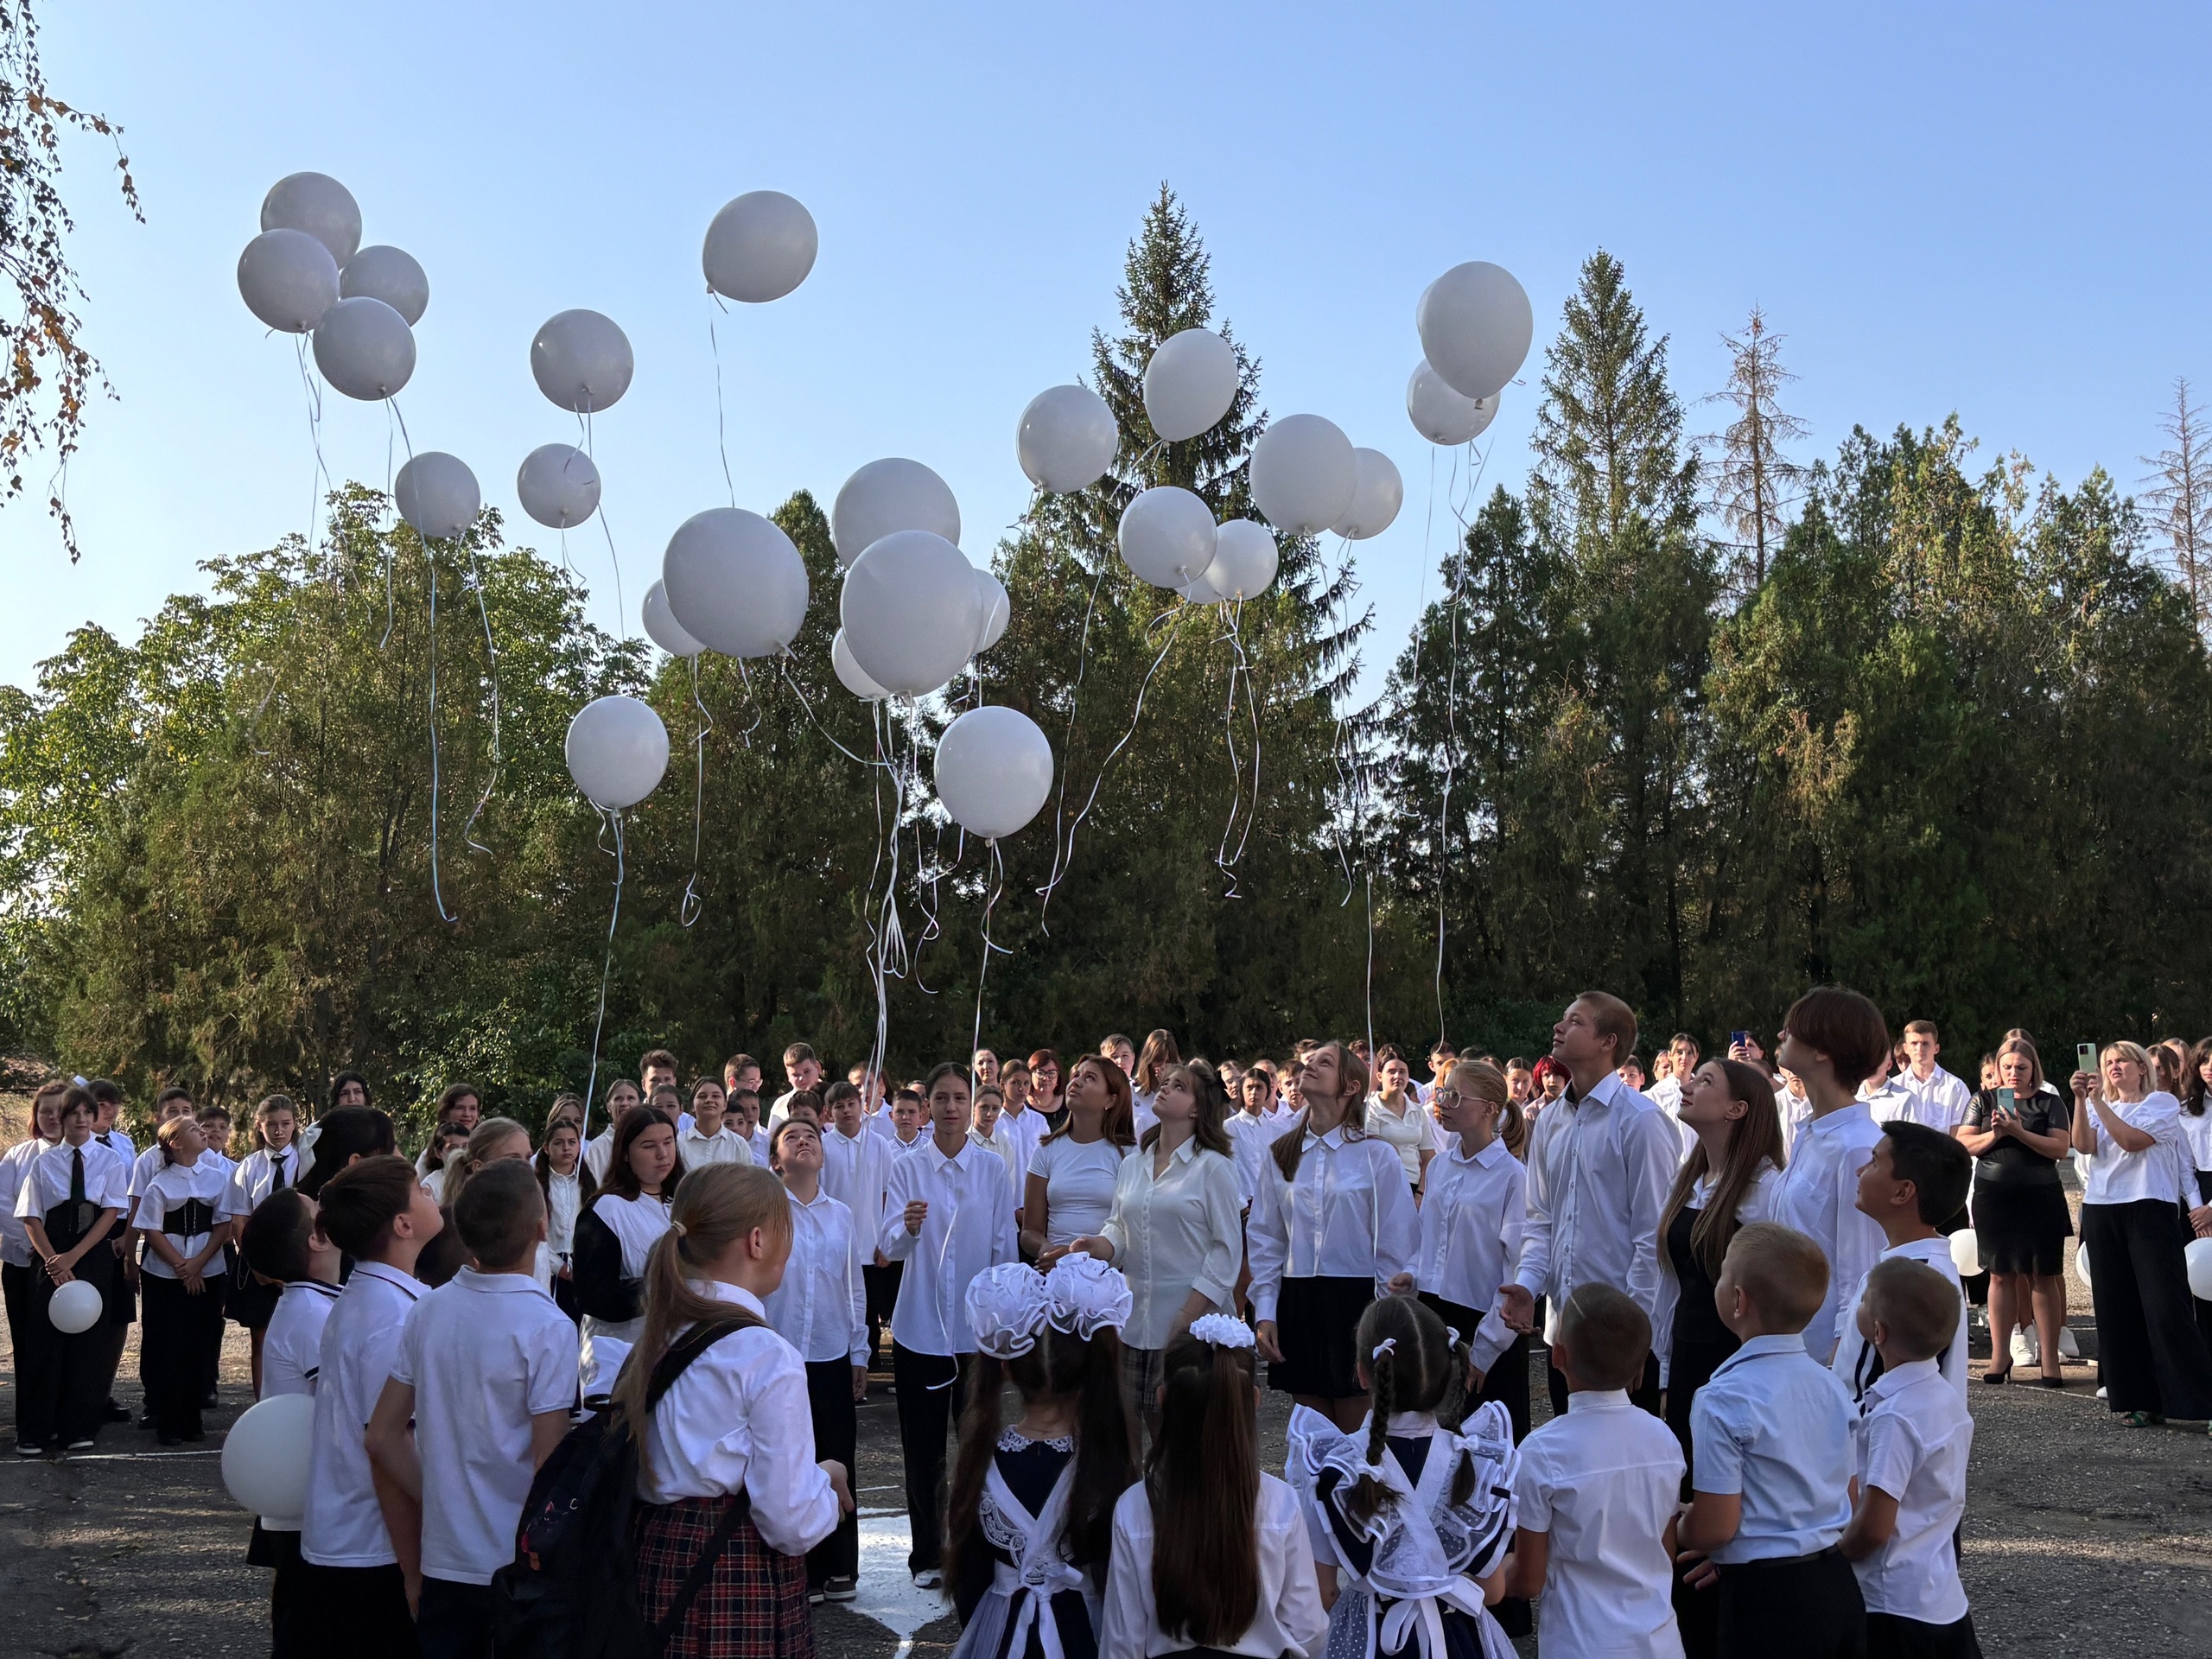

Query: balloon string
[579,405,628,638]
[1046,605,1189,915]
[777,651,887,770]
[424,534,457,925]
[969,839,1010,1077]
[1433,437,1491,1039]
[734,657,765,747]
[1035,552,1113,918]
[1212,601,1249,897]
[863,702,894,1090]
[679,654,709,927]
[709,297,737,510]
[578,807,626,1145]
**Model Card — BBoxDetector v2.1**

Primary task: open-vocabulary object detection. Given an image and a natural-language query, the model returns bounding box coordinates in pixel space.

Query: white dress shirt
[1027,1134,1130,1247]
[1245,1125,1420,1324]
[995,1106,1049,1187]
[1224,1109,1283,1206]
[1830,1236,1968,1408]
[677,1125,753,1170]
[389,1268,579,1585]
[1688,1333,1855,1564]
[0,1134,56,1266]
[1651,1164,1780,1384]
[1893,1065,1974,1134]
[637,1280,842,1556]
[821,1126,892,1236]
[1362,1094,1438,1185]
[1775,1086,1813,1156]
[128,1141,169,1204]
[582,1126,616,1185]
[764,1185,868,1365]
[1411,1135,1527,1376]
[747,1124,773,1165]
[1512,1389,1686,1659]
[2179,1103,2212,1177]
[303,1261,423,1566]
[227,1145,301,1216]
[543,1167,584,1262]
[1101,1473,1325,1659]
[262,1279,340,1398]
[2080,1091,2190,1205]
[1851,1357,1973,1624]
[1859,1079,1915,1125]
[1512,1075,1678,1333]
[879,1136,1019,1354]
[14,1136,130,1219]
[1097,1136,1243,1351]
[1768,1103,1887,1362]
[130,1158,238,1277]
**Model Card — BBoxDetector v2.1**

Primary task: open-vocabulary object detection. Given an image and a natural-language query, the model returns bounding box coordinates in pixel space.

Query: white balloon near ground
[642,580,702,658]
[1406,359,1499,446]
[973,568,1010,653]
[1332,448,1404,540]
[1205,519,1279,601]
[260,172,362,266]
[661,508,810,659]
[1016,385,1118,493]
[238,229,340,334]
[516,443,602,529]
[1249,414,1357,536]
[702,190,818,302]
[1415,261,1534,403]
[340,245,429,327]
[831,458,961,569]
[48,1279,100,1334]
[841,531,982,696]
[312,296,416,401]
[1117,486,1217,588]
[2187,1237,2212,1300]
[394,452,480,541]
[531,309,634,414]
[1141,327,1238,442]
[2075,1243,2092,1287]
[1948,1229,1980,1279]
[832,628,888,701]
[222,1393,315,1523]
[934,705,1054,840]
[565,695,670,810]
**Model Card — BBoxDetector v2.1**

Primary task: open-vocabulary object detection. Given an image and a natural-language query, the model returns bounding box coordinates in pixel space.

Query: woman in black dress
[1955,1038,2073,1386]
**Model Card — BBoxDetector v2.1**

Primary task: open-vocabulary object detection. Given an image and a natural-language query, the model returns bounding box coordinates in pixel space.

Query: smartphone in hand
[2078,1042,2096,1077]
[1996,1086,2016,1116]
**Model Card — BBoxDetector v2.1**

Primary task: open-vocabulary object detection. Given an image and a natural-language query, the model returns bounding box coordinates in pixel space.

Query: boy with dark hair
[728,1087,771,1164]
[723,1052,763,1097]
[1831,1123,1972,1405]
[1773,987,1892,1363]
[639,1049,679,1097]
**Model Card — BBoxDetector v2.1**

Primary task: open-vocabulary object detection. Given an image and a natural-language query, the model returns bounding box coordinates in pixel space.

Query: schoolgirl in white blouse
[132,1116,238,1444]
[572,1107,681,1356]
[532,1109,594,1321]
[14,1085,130,1452]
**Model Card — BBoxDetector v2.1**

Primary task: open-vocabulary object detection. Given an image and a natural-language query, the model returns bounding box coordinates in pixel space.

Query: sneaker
[2096,1385,2108,1399]
[912,1567,943,1590]
[825,1576,857,1602]
[809,1588,826,1605]
[2058,1325,2082,1360]
[15,1443,41,1458]
[65,1438,95,1452]
[102,1399,130,1424]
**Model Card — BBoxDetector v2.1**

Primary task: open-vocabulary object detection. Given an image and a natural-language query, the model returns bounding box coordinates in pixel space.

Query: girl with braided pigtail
[1285,1296,1522,1659]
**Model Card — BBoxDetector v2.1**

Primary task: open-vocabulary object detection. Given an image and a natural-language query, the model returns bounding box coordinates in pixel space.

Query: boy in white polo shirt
[1505,1283,1687,1657]
[1832,1123,1971,1406]
[1840,1259,1980,1658]
[1680,1222,1861,1659]
[368,1160,578,1659]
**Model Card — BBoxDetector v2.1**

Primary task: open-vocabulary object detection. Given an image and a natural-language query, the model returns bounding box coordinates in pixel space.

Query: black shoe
[103,1400,130,1423]
[200,1391,219,1409]
[157,1433,184,1447]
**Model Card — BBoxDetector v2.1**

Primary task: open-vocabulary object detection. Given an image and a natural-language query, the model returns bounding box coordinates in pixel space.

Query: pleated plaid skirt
[632,1495,817,1659]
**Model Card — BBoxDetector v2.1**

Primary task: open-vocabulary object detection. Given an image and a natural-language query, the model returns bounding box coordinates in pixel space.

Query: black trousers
[1548,1346,1662,1419]
[3,1260,33,1445]
[891,1343,968,1575]
[141,1272,225,1439]
[416,1576,497,1659]
[2081,1199,2212,1419]
[804,1357,861,1586]
[1866,1611,1984,1659]
[280,1561,418,1659]
[2190,1172,2212,1359]
[862,1262,903,1366]
[1716,1549,1865,1659]
[17,1229,120,1448]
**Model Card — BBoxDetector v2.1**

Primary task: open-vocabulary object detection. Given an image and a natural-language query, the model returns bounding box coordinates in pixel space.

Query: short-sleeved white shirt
[262,1279,341,1399]
[1026,1135,1128,1246]
[130,1158,238,1277]
[303,1262,423,1566]
[1851,1357,1972,1623]
[1363,1094,1438,1185]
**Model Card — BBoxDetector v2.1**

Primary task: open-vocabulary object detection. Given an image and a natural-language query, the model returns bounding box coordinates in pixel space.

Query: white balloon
[1250,414,1357,536]
[1406,359,1499,446]
[974,567,1010,653]
[1333,448,1404,540]
[531,309,634,413]
[1016,385,1118,493]
[48,1279,100,1334]
[934,704,1054,840]
[340,245,429,327]
[1205,519,1279,601]
[222,1393,315,1524]
[702,190,818,303]
[643,580,702,658]
[260,172,361,265]
[661,508,809,659]
[830,458,960,569]
[2188,1237,2212,1300]
[565,695,670,810]
[1415,261,1534,402]
[1948,1229,1981,1279]
[833,628,888,701]
[841,531,983,696]
[516,443,602,530]
[1117,486,1217,588]
[394,452,480,541]
[1179,566,1227,605]
[2075,1243,2092,1287]
[312,296,415,401]
[237,229,340,334]
[1141,327,1238,442]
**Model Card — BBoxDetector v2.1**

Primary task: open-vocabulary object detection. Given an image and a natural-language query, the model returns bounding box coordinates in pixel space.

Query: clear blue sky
[6,2,2207,700]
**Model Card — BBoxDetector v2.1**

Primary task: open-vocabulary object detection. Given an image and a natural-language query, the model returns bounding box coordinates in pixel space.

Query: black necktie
[69,1147,85,1204]
[271,1152,288,1192]
[96,1133,111,1147]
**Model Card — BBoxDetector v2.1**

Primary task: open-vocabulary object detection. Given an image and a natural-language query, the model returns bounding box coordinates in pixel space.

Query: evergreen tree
[1703,306,1808,590]
[2142,377,2212,635]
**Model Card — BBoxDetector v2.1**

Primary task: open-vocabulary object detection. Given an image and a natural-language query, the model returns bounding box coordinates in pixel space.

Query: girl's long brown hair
[1147,1335,1259,1646]
[534,1112,598,1211]
[1042,1055,1135,1147]
[1140,1062,1232,1156]
[1343,1295,1474,1526]
[440,1117,528,1213]
[1658,1059,1787,1280]
[601,1106,683,1202]
[1272,1040,1371,1182]
[612,1164,791,1481]
[1135,1029,1181,1094]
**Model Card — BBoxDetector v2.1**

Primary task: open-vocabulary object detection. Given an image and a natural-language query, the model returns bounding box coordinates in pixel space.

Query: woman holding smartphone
[1956,1038,2074,1385]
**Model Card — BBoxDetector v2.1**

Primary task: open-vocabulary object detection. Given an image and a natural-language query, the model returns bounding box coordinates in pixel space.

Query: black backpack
[490,1319,755,1659]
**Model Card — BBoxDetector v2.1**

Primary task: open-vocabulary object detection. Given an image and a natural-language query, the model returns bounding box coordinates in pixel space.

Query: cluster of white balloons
[238,173,428,403]
[1406,260,1529,448]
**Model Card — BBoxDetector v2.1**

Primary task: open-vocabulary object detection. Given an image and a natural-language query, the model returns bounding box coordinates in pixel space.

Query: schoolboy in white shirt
[296,1155,442,1657]
[1892,1022,1974,1134]
[1679,1223,1861,1659]
[729,1087,773,1166]
[1832,1123,1971,1406]
[1505,1283,1687,1658]
[368,1161,577,1659]
[1839,1259,1981,1659]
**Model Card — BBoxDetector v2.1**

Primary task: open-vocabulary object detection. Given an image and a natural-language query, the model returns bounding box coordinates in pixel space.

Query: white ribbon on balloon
[576,805,628,1146]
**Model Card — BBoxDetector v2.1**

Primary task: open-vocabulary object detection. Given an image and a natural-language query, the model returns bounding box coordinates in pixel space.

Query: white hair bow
[966,1262,1052,1359]
[1189,1313,1256,1351]
[1044,1253,1133,1338]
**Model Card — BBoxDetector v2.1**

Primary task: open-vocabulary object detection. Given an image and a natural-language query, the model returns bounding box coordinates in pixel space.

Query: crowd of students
[6,995,2212,1659]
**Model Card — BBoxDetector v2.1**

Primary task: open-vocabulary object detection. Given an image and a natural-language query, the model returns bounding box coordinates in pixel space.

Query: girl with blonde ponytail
[620,1164,854,1659]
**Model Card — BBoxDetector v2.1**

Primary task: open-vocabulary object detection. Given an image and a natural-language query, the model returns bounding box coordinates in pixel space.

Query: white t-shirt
[261,1279,340,1399]
[303,1262,423,1566]
[1026,1135,1128,1246]
[1851,1357,1973,1623]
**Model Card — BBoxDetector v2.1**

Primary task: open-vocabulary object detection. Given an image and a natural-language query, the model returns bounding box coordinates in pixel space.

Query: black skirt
[1971,1179,2071,1277]
[1268,1274,1375,1399]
